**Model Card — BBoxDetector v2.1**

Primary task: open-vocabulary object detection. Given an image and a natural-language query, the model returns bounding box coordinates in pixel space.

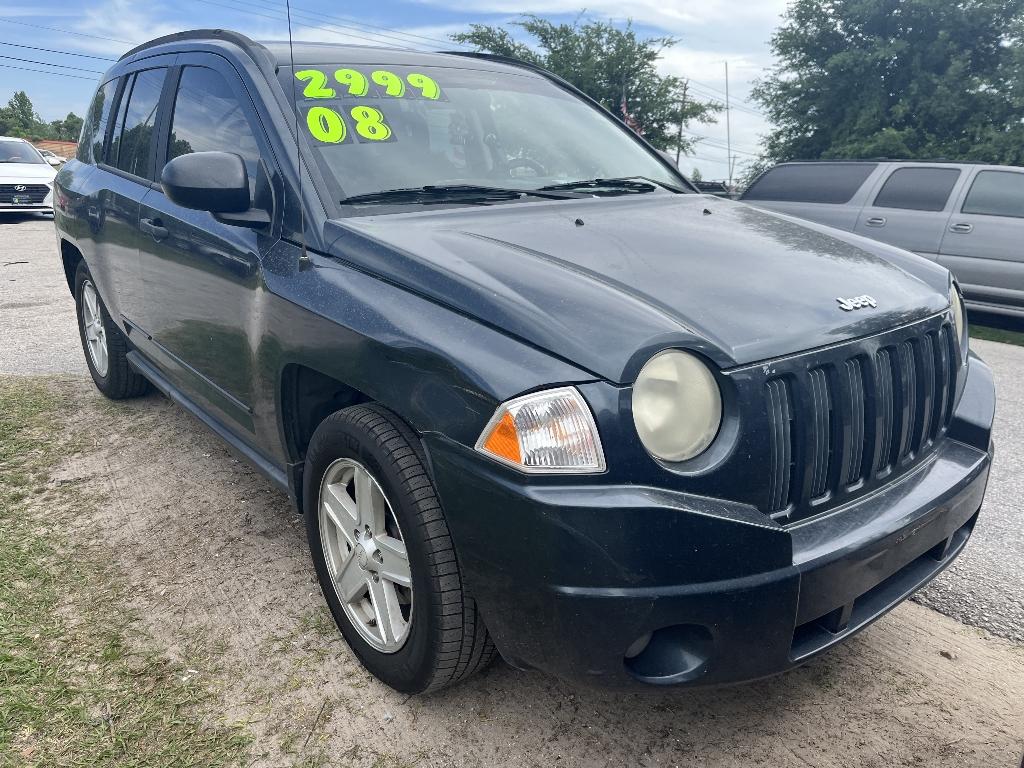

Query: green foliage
[753,0,1024,164]
[451,14,721,154]
[0,90,82,141]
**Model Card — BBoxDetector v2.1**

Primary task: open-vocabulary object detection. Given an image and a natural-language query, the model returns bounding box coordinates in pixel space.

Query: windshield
[0,140,44,164]
[278,63,686,207]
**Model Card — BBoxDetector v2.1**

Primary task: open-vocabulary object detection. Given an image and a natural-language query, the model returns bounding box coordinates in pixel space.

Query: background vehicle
[0,136,56,213]
[741,161,1024,320]
[37,148,67,166]
[53,30,994,694]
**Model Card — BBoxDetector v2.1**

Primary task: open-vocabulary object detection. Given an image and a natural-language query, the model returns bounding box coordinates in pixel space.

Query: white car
[38,148,68,165]
[0,136,57,214]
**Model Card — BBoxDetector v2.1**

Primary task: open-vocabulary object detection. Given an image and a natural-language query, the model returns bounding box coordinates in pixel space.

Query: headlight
[950,282,967,353]
[633,350,722,462]
[475,387,605,473]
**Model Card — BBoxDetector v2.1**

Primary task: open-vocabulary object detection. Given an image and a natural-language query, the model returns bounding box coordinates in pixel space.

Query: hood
[0,162,56,181]
[324,194,950,383]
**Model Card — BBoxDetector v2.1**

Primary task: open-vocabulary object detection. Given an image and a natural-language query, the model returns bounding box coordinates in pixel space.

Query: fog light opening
[623,624,714,684]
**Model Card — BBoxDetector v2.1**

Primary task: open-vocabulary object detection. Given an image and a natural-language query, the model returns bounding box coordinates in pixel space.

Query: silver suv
[741,161,1024,319]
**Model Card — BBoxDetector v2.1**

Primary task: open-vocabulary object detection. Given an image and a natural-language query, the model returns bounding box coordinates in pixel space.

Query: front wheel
[303,404,495,693]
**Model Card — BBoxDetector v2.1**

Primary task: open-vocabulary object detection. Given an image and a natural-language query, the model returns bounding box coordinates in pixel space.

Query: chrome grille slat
[766,378,794,513]
[842,358,867,485]
[808,368,832,498]
[897,341,917,461]
[874,347,895,472]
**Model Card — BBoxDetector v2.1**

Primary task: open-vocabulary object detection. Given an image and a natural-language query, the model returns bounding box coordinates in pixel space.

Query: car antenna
[285,0,312,270]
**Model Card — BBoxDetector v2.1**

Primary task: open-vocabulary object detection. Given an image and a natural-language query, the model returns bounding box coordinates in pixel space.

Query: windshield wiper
[538,176,683,195]
[340,184,584,206]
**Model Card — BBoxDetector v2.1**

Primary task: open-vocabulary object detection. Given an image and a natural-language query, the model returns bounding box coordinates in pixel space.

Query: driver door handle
[865,216,887,228]
[949,222,974,234]
[140,217,169,242]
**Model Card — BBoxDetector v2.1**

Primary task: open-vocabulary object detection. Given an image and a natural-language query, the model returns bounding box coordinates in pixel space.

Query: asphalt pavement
[1,214,1021,642]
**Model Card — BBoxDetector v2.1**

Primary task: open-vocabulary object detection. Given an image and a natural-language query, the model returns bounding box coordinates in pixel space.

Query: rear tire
[303,404,495,693]
[74,262,149,400]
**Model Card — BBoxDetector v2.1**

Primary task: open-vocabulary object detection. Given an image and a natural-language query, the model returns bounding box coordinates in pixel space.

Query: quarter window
[78,79,118,164]
[741,163,877,204]
[961,171,1024,219]
[110,68,168,180]
[872,167,961,212]
[167,66,261,193]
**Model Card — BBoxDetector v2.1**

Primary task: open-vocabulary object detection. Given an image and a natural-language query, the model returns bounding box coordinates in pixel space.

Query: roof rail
[118,28,260,62]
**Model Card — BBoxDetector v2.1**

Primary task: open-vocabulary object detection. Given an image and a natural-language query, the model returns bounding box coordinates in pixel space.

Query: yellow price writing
[306,106,347,143]
[294,69,442,100]
[304,106,392,144]
[294,69,335,99]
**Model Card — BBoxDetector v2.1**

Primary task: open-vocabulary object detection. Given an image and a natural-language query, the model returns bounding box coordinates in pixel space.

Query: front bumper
[425,354,995,688]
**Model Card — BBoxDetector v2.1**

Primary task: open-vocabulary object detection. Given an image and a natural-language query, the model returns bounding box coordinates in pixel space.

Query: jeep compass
[52,30,995,693]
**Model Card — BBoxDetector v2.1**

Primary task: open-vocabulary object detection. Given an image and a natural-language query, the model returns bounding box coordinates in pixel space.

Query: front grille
[0,184,49,204]
[761,316,960,525]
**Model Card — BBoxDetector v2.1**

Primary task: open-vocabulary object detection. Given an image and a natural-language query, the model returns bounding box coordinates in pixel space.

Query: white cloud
[411,0,787,36]
[66,0,184,55]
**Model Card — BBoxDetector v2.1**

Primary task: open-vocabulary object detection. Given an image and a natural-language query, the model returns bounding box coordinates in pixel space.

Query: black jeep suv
[53,29,995,693]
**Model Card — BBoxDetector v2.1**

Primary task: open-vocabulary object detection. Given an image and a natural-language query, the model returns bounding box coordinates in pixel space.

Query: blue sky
[0,0,788,180]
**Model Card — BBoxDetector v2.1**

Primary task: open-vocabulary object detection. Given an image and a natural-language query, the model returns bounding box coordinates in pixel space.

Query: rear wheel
[303,404,495,693]
[74,263,149,399]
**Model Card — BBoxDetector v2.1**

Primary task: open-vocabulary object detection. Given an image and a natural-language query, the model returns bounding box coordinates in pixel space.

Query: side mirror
[161,151,251,213]
[45,156,62,167]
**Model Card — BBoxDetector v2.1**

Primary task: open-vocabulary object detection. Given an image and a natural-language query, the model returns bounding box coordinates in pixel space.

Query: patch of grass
[970,323,1024,347]
[969,311,1024,347]
[0,378,251,767]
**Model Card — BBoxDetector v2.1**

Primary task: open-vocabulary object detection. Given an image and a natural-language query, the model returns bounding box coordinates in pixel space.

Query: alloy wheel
[81,280,109,377]
[318,458,413,653]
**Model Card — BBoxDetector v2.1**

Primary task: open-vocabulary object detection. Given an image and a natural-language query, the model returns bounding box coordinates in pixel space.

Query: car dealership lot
[2,215,1023,765]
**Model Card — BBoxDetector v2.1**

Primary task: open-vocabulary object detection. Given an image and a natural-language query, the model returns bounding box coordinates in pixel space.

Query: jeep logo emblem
[837,295,878,312]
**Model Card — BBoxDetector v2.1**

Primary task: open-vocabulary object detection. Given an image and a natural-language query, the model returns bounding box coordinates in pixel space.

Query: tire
[74,262,149,400]
[303,404,495,693]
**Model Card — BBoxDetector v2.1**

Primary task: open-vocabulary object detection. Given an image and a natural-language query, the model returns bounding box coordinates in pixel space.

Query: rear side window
[77,79,118,164]
[872,167,961,212]
[742,163,877,204]
[109,68,168,180]
[961,171,1024,219]
[167,66,261,193]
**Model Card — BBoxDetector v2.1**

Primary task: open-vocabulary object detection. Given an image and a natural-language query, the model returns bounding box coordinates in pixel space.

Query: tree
[690,167,703,182]
[753,0,1024,165]
[0,91,77,141]
[451,15,720,155]
[0,91,44,137]
[50,112,84,141]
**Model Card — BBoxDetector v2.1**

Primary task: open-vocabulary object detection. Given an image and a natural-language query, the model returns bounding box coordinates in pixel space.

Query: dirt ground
[35,377,1024,767]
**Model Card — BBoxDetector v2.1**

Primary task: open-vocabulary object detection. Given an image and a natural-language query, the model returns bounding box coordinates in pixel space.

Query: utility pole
[725,60,734,189]
[675,80,688,165]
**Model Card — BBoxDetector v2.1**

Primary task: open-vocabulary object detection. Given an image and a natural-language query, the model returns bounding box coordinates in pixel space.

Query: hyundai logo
[14,185,27,192]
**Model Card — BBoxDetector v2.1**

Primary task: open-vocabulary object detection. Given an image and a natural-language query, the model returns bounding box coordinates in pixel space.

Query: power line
[188,0,447,52]
[0,62,98,81]
[0,54,104,74]
[0,41,116,61]
[0,17,132,45]
[242,0,472,50]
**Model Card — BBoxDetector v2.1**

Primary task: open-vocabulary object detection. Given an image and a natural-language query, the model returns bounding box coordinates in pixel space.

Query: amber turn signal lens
[475,387,605,474]
[481,411,522,465]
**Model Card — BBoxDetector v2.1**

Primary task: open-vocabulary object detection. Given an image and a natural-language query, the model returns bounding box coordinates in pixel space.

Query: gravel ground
[915,337,1024,642]
[1,214,1022,644]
